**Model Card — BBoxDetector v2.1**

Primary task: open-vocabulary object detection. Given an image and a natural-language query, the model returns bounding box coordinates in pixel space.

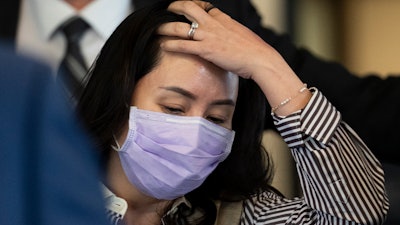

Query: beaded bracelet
[271,83,308,115]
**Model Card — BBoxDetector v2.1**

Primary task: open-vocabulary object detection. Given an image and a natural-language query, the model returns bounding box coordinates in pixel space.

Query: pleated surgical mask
[112,107,235,200]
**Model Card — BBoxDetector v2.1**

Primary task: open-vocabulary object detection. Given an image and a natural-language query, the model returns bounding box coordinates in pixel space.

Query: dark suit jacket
[1,0,399,163]
[0,43,109,225]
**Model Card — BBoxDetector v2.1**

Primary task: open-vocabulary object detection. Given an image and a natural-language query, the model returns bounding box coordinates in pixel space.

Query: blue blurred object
[0,43,109,225]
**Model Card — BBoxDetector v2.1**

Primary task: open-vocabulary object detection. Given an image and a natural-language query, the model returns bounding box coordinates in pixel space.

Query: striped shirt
[107,88,389,225]
[240,88,388,225]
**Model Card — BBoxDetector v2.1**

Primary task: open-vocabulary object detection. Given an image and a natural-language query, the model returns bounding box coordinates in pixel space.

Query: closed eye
[207,116,225,125]
[162,106,184,115]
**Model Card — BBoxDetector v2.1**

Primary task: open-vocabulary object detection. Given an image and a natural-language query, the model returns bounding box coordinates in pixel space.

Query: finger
[188,1,226,19]
[204,2,216,13]
[160,38,203,55]
[167,1,210,24]
[158,22,190,38]
[170,1,233,32]
[158,22,205,40]
[190,1,215,12]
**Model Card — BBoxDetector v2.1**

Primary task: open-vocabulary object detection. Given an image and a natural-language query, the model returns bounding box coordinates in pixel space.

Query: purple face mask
[112,107,235,200]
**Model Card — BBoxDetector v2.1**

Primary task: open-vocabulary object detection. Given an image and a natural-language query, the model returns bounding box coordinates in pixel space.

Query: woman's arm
[273,89,389,224]
[213,0,400,163]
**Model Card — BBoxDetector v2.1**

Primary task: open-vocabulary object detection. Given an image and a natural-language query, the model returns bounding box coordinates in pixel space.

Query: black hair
[77,1,276,224]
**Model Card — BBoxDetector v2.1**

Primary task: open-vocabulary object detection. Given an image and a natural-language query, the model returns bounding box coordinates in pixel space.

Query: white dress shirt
[16,0,133,75]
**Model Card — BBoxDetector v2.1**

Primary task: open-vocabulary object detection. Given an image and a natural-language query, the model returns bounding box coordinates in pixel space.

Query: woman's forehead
[152,51,237,88]
[136,51,239,100]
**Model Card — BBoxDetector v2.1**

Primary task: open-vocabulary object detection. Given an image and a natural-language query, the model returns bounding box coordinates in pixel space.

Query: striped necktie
[58,17,89,99]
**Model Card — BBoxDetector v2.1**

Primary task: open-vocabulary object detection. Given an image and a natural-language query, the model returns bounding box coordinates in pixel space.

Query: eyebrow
[159,86,236,106]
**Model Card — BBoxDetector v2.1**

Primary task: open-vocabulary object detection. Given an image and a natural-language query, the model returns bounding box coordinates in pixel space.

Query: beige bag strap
[214,200,243,225]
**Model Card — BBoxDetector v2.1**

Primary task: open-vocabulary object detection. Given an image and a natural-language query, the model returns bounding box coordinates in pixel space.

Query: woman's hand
[158,0,275,80]
[158,0,311,116]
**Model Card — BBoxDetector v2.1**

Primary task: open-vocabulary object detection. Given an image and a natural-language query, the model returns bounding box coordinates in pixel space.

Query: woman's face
[131,50,239,129]
[107,50,238,205]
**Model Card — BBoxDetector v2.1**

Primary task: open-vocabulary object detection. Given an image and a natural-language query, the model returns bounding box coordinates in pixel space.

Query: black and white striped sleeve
[272,88,389,224]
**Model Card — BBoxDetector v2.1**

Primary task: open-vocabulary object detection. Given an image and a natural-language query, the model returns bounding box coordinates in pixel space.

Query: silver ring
[187,21,198,40]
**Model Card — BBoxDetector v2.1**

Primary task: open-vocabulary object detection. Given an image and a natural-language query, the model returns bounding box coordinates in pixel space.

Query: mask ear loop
[111,134,121,151]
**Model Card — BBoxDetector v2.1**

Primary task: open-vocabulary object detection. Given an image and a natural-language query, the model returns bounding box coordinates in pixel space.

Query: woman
[78,0,389,224]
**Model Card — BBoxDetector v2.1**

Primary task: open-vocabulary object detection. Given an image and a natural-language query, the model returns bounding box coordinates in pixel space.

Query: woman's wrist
[271,86,312,116]
[250,64,311,116]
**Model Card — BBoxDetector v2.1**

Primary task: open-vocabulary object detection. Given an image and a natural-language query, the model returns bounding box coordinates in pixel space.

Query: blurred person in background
[0,43,109,225]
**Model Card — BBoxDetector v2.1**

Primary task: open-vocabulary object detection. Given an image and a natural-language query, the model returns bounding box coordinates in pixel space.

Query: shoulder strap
[215,200,243,225]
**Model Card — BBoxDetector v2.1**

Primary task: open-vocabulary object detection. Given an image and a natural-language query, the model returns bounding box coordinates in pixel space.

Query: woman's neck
[123,201,170,225]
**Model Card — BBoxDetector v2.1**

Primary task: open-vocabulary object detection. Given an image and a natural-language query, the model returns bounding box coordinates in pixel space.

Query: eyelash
[162,106,226,124]
[163,106,184,115]
[207,116,225,124]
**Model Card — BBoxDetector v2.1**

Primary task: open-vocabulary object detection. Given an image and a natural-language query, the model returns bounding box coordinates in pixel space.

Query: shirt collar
[80,0,133,40]
[168,196,192,214]
[30,0,133,40]
[102,184,192,221]
[30,0,75,40]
